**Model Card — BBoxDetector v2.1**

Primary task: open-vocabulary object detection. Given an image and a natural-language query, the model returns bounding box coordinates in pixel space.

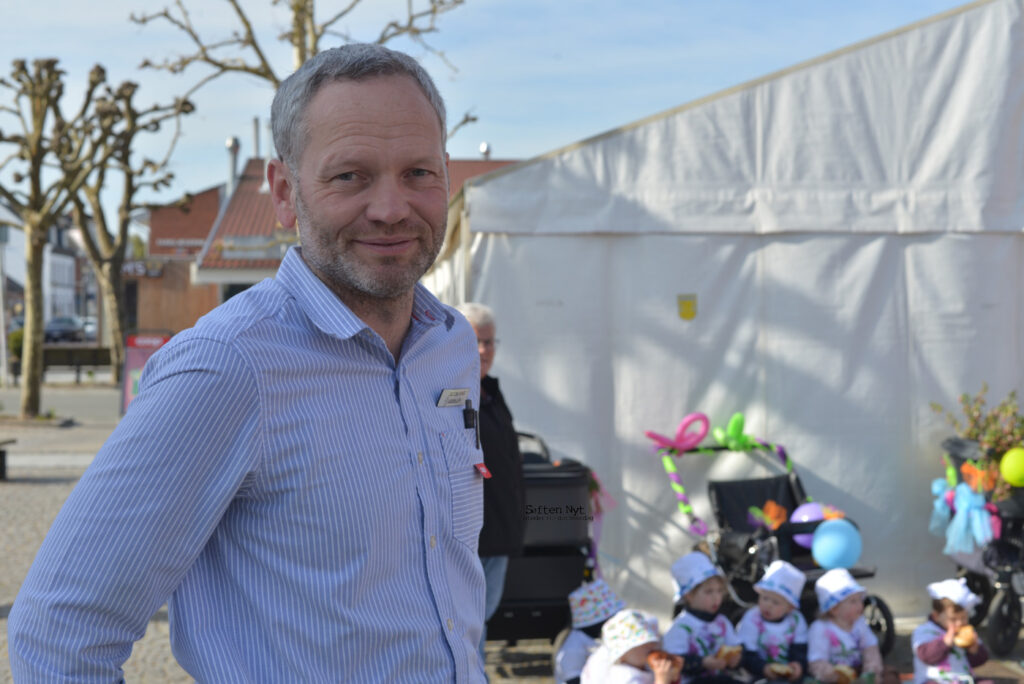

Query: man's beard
[295,191,445,301]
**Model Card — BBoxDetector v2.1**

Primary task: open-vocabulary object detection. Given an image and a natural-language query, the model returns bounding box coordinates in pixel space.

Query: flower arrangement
[930,382,1024,502]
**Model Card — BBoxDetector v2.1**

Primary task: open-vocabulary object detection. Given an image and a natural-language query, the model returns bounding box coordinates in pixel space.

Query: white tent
[428,0,1024,618]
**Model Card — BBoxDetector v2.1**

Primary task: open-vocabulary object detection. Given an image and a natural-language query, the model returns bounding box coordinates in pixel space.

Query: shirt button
[430,535,437,548]
[417,452,424,464]
[447,618,454,631]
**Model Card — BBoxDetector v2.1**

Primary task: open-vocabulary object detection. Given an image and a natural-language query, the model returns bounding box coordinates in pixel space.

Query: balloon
[1000,447,1024,487]
[811,518,862,570]
[727,412,745,438]
[712,412,759,451]
[644,413,709,454]
[790,501,824,548]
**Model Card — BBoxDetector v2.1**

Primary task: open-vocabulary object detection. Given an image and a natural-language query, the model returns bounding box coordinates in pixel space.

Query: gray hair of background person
[271,43,448,172]
[456,302,496,329]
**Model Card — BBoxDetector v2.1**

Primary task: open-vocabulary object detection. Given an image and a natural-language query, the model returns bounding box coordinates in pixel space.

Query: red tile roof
[215,158,279,239]
[149,185,221,257]
[197,158,284,271]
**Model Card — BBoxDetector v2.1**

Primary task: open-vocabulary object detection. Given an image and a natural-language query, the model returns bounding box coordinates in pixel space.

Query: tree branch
[0,183,25,215]
[377,0,465,45]
[134,0,280,87]
[225,0,280,85]
[446,109,477,140]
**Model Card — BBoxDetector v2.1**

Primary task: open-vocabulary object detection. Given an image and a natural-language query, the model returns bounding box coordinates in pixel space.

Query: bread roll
[715,644,742,666]
[766,662,793,678]
[834,664,857,684]
[954,624,977,648]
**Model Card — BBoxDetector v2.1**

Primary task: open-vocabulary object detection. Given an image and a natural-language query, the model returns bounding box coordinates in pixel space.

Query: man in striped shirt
[9,44,486,682]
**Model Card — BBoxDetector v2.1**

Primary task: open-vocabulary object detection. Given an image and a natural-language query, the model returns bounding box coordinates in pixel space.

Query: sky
[0,0,973,223]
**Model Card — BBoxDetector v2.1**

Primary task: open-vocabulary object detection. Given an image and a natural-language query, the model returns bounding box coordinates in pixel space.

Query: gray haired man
[9,44,486,682]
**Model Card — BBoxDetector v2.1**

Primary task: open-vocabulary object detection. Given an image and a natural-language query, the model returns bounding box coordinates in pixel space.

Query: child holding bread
[556,579,627,684]
[662,551,745,683]
[911,578,989,684]
[807,568,884,683]
[580,609,682,684]
[735,560,809,682]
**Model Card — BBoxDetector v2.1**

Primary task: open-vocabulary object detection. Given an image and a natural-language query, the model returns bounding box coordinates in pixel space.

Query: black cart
[485,432,593,644]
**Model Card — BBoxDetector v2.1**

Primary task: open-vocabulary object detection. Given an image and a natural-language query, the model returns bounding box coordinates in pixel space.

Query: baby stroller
[485,432,594,645]
[939,437,1024,657]
[672,447,896,656]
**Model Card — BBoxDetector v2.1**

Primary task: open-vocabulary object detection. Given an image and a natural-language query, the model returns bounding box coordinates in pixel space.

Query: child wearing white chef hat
[911,577,989,684]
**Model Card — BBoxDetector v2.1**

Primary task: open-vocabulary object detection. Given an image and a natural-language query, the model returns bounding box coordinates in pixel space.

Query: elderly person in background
[458,302,526,669]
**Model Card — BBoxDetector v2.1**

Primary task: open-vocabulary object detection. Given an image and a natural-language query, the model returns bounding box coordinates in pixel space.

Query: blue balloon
[811,518,862,570]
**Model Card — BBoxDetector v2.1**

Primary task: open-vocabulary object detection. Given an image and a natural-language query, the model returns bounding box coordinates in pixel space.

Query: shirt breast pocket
[438,429,483,548]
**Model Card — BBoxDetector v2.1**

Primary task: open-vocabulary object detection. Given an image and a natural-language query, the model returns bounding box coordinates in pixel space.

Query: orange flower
[961,461,998,492]
[762,500,788,530]
[822,504,845,520]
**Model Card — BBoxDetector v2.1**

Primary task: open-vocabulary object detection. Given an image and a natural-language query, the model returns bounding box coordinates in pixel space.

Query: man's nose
[365,177,411,225]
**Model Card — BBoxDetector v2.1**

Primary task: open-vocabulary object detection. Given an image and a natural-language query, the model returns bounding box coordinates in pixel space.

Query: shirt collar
[686,607,717,622]
[275,246,453,340]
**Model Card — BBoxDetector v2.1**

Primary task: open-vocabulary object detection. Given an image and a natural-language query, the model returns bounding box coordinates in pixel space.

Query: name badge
[437,388,470,407]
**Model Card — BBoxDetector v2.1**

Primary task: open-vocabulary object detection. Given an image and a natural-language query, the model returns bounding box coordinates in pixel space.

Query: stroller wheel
[863,594,895,656]
[986,587,1022,657]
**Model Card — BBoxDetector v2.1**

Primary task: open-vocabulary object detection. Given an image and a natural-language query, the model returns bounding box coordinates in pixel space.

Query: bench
[10,345,113,385]
[0,438,17,480]
[43,344,111,383]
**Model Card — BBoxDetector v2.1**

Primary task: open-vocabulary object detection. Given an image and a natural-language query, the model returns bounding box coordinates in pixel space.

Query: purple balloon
[790,502,824,548]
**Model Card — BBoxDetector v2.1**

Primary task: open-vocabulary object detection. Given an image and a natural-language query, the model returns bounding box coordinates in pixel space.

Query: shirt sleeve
[853,617,879,648]
[555,632,592,683]
[967,641,989,667]
[915,635,950,664]
[735,608,759,650]
[7,336,262,682]
[720,616,741,647]
[793,611,809,643]
[861,645,883,675]
[580,645,612,684]
[662,618,692,656]
[807,620,830,664]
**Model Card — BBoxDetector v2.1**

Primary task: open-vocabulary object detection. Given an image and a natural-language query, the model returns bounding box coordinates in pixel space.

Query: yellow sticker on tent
[678,294,697,320]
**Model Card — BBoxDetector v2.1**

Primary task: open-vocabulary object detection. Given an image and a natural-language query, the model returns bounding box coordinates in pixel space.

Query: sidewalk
[0,376,121,471]
[1,379,1023,682]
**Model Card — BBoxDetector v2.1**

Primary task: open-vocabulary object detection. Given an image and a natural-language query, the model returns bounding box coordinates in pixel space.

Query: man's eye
[335,172,357,181]
[409,168,432,177]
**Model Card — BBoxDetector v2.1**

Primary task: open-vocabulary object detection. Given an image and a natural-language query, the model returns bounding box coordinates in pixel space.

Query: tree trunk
[19,226,46,418]
[98,262,126,384]
[290,0,309,70]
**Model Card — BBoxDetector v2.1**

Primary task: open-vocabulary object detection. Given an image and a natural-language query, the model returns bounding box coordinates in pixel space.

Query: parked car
[44,316,86,342]
[82,316,98,341]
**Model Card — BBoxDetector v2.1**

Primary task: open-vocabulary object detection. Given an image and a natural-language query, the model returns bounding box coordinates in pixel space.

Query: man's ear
[267,159,298,229]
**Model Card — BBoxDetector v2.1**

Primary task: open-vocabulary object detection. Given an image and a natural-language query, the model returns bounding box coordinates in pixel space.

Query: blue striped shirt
[8,247,486,682]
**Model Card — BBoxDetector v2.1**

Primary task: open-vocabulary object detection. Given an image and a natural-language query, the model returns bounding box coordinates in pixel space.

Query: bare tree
[69,82,193,384]
[131,0,476,137]
[0,59,115,417]
[0,59,190,415]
